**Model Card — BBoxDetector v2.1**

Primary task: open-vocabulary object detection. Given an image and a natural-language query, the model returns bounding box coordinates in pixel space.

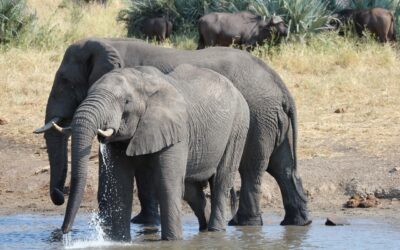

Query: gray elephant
[34,38,310,231]
[141,16,173,42]
[197,12,287,49]
[56,65,249,240]
[332,8,397,43]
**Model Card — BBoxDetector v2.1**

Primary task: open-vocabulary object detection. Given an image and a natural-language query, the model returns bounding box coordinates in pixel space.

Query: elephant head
[33,38,124,206]
[60,68,187,234]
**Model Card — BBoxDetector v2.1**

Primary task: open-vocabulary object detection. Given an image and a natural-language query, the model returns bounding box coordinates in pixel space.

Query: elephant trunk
[43,80,78,206]
[44,98,70,206]
[61,93,119,233]
[45,131,69,205]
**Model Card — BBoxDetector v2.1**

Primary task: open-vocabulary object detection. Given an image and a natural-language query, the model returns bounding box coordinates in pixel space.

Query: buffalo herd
[140,8,397,46]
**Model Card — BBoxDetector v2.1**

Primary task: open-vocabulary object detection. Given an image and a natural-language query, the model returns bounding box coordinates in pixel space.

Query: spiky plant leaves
[0,0,36,44]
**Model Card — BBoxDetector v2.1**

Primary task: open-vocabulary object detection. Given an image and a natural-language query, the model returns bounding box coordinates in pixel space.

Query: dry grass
[1,0,399,160]
[262,35,400,158]
[0,0,126,145]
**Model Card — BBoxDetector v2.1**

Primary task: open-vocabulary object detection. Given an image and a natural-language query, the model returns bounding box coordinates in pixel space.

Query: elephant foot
[130,211,160,226]
[208,226,226,232]
[279,202,312,226]
[228,213,263,226]
[280,214,312,226]
[281,206,312,226]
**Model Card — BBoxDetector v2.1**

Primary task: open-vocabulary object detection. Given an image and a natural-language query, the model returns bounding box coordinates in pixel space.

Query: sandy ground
[0,135,399,222]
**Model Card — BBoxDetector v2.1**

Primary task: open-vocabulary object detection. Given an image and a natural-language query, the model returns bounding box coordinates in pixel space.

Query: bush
[348,0,400,10]
[264,0,333,41]
[0,0,36,44]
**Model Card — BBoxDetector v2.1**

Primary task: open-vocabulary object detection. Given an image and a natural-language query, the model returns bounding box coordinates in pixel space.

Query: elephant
[332,8,397,43]
[56,65,249,240]
[141,16,173,42]
[197,11,287,49]
[34,37,311,232]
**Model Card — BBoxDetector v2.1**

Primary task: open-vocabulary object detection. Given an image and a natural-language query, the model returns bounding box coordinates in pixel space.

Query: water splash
[63,212,130,249]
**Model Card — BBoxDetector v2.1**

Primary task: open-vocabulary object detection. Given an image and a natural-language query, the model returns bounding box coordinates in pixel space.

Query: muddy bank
[0,137,399,220]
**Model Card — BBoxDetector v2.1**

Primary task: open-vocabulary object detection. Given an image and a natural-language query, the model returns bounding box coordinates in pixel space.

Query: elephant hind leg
[208,122,247,231]
[267,135,311,226]
[184,182,210,231]
[229,129,272,226]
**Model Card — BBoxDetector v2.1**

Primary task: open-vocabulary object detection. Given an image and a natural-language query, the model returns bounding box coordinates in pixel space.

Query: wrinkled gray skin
[332,8,397,43]
[37,38,310,233]
[66,65,249,240]
[141,17,173,42]
[197,11,287,49]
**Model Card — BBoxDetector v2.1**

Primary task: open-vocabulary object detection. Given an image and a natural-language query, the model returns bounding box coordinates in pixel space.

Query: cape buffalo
[333,8,397,43]
[197,11,287,49]
[141,16,173,42]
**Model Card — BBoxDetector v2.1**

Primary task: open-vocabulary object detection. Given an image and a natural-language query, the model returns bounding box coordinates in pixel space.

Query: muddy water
[0,213,399,249]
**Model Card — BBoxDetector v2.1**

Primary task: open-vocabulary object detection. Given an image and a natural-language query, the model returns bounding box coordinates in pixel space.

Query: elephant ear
[82,38,125,85]
[126,72,188,156]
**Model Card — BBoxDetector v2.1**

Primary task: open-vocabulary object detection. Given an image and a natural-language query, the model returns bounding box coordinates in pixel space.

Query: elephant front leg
[209,125,247,231]
[131,167,160,226]
[98,144,134,241]
[153,142,187,240]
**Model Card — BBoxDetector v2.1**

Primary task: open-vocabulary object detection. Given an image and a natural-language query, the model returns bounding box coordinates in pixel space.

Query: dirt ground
[0,134,399,222]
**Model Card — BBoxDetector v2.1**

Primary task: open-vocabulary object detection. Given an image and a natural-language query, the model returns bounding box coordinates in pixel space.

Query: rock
[374,188,400,199]
[325,216,350,226]
[346,194,362,208]
[0,117,8,125]
[346,194,379,208]
[359,194,379,208]
[334,108,346,113]
[34,166,49,175]
[389,167,400,173]
[344,178,376,197]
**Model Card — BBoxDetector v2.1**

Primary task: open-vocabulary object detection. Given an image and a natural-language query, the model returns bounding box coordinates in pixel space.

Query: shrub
[0,0,36,44]
[348,0,400,10]
[269,0,333,41]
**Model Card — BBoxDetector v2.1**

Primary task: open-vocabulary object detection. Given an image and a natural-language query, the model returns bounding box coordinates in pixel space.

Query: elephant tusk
[97,128,114,137]
[52,122,72,135]
[33,117,61,134]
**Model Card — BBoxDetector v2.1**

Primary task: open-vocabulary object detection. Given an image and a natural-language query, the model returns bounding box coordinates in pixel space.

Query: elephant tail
[288,101,307,202]
[288,103,297,171]
[230,187,239,217]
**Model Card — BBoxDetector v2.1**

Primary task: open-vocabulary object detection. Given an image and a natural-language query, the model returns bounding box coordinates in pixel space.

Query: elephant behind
[141,16,173,42]
[333,8,397,43]
[62,65,249,240]
[197,11,287,49]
